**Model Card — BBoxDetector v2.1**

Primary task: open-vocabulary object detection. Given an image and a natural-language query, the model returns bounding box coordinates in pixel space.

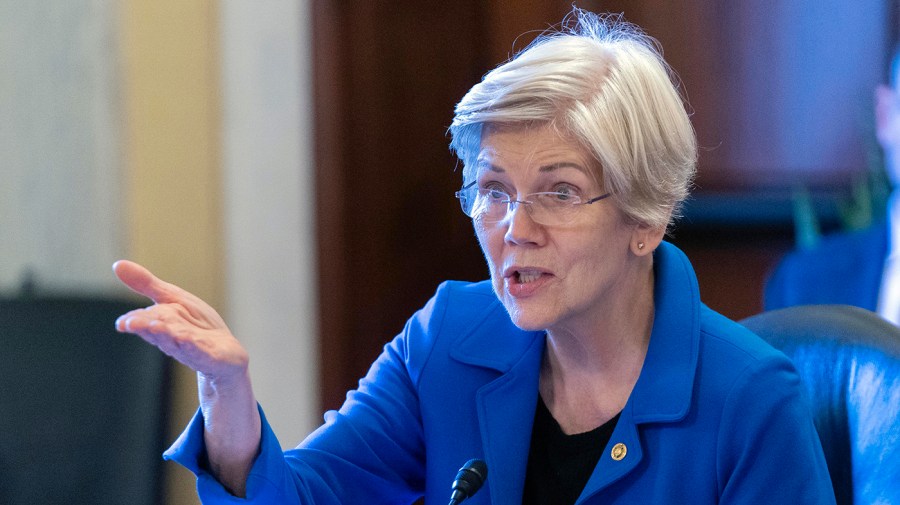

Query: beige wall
[121,2,222,503]
[120,1,318,502]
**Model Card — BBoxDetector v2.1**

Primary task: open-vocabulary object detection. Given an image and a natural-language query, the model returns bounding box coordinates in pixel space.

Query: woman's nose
[503,201,543,245]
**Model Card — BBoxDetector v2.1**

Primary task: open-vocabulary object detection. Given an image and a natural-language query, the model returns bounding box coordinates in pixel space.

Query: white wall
[0,0,123,295]
[219,0,320,447]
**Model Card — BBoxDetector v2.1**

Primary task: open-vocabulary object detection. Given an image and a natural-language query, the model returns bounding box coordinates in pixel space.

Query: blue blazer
[167,242,834,504]
[766,223,888,311]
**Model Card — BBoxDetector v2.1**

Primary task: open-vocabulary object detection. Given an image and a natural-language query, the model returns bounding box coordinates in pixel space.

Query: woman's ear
[631,222,666,257]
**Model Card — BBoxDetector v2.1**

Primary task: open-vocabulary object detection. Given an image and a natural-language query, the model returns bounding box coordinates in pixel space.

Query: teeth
[518,271,541,283]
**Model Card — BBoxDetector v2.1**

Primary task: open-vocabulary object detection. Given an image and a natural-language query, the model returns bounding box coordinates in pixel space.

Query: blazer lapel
[577,242,700,502]
[576,403,644,501]
[450,299,544,505]
[475,338,543,505]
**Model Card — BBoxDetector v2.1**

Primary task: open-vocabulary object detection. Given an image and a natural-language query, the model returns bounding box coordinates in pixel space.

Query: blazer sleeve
[163,283,451,504]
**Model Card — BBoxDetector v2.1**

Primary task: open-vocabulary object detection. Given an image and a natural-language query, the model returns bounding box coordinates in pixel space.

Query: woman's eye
[552,185,579,200]
[479,183,509,201]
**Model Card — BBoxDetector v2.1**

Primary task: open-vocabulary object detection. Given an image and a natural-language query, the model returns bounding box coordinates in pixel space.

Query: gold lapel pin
[610,442,627,461]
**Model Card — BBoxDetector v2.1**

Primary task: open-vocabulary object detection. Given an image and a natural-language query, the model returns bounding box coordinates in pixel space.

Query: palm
[113,260,249,381]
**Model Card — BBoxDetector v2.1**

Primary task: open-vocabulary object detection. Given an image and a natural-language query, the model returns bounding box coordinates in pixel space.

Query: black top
[522,396,621,505]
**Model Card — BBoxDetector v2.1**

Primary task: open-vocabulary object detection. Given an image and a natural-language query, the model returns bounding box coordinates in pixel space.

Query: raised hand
[112,260,260,496]
[113,260,249,382]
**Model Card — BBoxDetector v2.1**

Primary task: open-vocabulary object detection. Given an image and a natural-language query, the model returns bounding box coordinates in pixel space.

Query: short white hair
[449,8,697,229]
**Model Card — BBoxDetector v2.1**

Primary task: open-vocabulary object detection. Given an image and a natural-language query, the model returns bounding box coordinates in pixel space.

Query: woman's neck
[539,267,655,434]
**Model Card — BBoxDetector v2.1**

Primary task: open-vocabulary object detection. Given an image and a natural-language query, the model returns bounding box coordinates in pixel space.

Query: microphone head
[450,459,488,503]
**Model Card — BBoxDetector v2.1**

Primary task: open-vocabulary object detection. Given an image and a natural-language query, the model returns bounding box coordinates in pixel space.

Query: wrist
[199,365,252,398]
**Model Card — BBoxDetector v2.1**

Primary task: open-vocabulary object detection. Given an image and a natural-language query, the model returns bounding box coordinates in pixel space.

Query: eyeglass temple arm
[584,193,612,205]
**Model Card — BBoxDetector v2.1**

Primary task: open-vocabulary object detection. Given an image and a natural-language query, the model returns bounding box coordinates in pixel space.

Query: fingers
[115,309,162,334]
[112,261,244,377]
[112,260,229,338]
[113,260,177,303]
[112,261,211,316]
[115,305,248,378]
[116,307,199,364]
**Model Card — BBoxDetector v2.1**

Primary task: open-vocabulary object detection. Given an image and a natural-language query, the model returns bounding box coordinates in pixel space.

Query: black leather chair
[741,305,900,505]
[0,296,170,505]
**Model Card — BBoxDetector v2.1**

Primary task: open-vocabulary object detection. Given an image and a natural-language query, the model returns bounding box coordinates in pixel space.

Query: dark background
[312,0,899,411]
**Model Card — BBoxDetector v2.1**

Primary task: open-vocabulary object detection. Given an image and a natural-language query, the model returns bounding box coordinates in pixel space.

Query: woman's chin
[503,305,552,332]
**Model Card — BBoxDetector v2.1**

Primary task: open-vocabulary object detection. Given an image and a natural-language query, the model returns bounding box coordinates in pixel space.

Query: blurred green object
[793,186,822,251]
[836,169,890,232]
[793,126,890,250]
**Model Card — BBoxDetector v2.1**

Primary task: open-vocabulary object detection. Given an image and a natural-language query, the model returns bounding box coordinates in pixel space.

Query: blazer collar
[448,294,544,372]
[627,241,700,423]
[446,287,543,505]
[578,242,702,500]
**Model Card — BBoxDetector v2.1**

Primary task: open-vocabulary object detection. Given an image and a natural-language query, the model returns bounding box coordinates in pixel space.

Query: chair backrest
[0,296,170,505]
[741,305,900,505]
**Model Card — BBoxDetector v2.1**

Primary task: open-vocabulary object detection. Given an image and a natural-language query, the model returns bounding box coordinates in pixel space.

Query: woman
[114,8,835,504]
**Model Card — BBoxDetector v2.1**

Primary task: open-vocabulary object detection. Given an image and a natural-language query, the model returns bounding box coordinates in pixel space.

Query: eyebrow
[538,162,588,173]
[477,161,589,174]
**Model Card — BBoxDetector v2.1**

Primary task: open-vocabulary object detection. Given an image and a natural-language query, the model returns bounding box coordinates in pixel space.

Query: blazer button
[610,443,627,461]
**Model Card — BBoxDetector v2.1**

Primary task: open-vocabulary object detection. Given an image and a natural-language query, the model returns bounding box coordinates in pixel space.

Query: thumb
[112,260,175,304]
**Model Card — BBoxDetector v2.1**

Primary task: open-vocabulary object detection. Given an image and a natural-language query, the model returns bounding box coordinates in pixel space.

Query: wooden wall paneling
[314,1,492,411]
[480,1,572,64]
[312,0,351,414]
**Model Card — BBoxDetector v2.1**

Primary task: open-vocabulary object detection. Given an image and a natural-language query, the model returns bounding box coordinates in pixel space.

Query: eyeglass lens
[474,192,582,225]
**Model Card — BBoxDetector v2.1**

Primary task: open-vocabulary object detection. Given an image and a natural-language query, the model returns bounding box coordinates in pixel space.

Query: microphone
[448,459,488,505]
